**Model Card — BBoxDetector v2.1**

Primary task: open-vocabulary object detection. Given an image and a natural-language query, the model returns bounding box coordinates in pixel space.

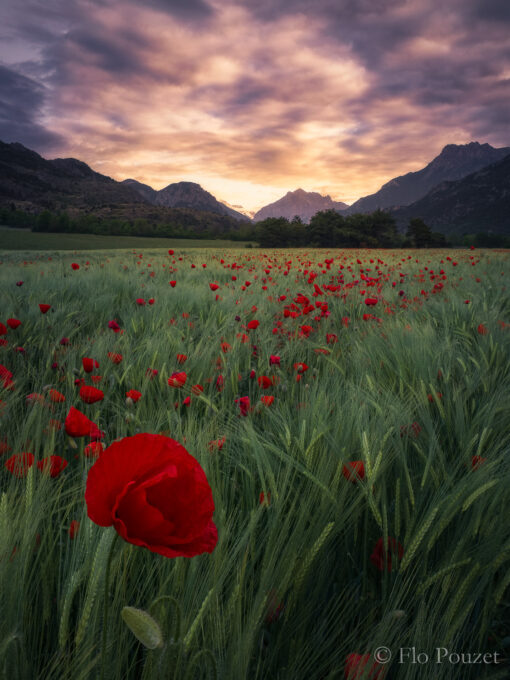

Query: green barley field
[0,245,509,680]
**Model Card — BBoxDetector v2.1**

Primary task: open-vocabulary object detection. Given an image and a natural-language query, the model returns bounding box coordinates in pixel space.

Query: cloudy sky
[1,0,509,210]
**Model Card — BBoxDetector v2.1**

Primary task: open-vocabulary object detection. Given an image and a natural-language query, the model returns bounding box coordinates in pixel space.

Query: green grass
[0,247,509,679]
[0,226,252,250]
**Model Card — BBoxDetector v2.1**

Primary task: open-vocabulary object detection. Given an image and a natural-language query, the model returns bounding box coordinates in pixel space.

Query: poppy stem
[100,532,120,680]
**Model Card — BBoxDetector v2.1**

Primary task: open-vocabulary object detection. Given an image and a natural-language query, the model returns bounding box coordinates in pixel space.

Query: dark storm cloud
[66,28,150,75]
[0,64,63,149]
[239,0,425,66]
[469,0,510,23]
[141,0,214,20]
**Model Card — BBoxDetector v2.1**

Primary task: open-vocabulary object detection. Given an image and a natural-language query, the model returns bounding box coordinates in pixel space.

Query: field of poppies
[0,246,509,680]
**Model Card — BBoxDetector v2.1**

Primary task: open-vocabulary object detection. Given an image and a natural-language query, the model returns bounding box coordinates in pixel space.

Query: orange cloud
[2,0,509,209]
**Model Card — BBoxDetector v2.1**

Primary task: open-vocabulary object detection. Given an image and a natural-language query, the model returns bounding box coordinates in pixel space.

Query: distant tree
[430,231,447,247]
[407,218,434,248]
[308,210,344,246]
[35,210,53,232]
[367,209,399,247]
[255,217,291,247]
[57,213,71,232]
[288,216,307,246]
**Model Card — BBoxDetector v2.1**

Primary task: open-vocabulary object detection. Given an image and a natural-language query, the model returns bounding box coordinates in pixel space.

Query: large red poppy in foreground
[85,434,218,558]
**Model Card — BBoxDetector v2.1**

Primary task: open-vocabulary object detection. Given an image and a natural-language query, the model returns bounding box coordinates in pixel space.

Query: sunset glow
[1,0,508,210]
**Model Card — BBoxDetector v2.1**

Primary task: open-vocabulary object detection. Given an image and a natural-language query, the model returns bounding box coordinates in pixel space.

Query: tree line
[254,210,449,248]
[2,204,509,248]
[0,205,256,242]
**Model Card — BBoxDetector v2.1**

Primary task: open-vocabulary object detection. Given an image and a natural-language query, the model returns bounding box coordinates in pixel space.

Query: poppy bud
[68,520,80,539]
[121,607,164,650]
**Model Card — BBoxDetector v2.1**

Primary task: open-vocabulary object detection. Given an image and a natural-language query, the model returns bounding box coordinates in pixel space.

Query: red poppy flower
[168,371,187,388]
[39,304,51,314]
[326,333,338,344]
[16,281,23,287]
[259,491,271,505]
[7,319,21,330]
[342,461,365,483]
[85,433,218,558]
[400,422,421,438]
[261,395,275,406]
[208,436,225,452]
[169,280,177,287]
[26,393,45,405]
[4,452,35,477]
[257,375,273,389]
[37,455,68,478]
[269,355,280,366]
[221,342,232,353]
[299,325,312,337]
[126,389,142,403]
[48,389,66,403]
[472,455,487,470]
[65,406,99,438]
[209,283,219,291]
[79,385,104,404]
[176,354,187,364]
[168,249,174,255]
[477,323,488,335]
[0,323,7,336]
[0,438,11,455]
[247,319,259,330]
[0,364,12,379]
[60,337,70,346]
[345,653,386,679]
[45,419,62,432]
[265,590,284,623]
[182,396,191,406]
[237,396,252,416]
[0,364,13,389]
[69,520,80,539]
[148,298,155,305]
[293,362,309,374]
[90,375,102,384]
[108,352,123,364]
[82,357,99,373]
[84,441,104,458]
[108,320,121,332]
[370,537,404,572]
[71,262,80,270]
[191,384,204,395]
[146,368,158,378]
[136,298,146,306]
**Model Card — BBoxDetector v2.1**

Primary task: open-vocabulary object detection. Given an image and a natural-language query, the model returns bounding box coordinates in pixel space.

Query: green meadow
[0,246,509,679]
[0,226,252,251]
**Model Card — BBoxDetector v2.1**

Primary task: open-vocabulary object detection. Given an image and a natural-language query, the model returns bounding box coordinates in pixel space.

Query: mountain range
[1,139,509,235]
[122,178,248,220]
[344,142,510,214]
[390,152,510,234]
[0,141,249,222]
[0,141,144,209]
[252,188,348,223]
